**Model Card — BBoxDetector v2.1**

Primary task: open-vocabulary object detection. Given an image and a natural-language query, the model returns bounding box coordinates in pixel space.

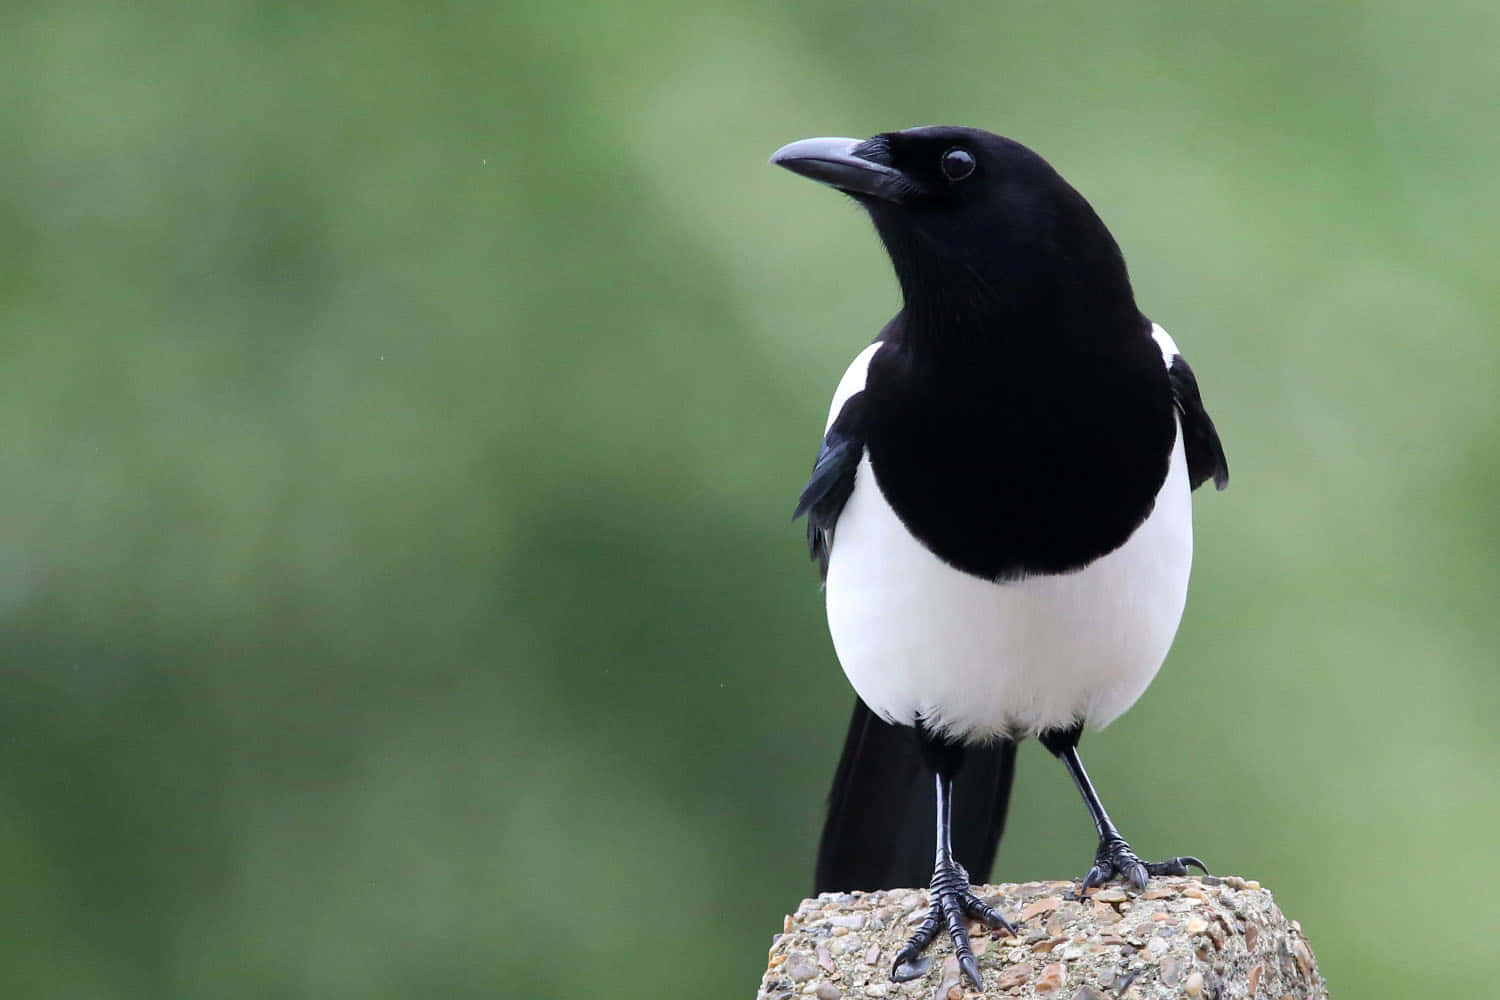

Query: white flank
[822,334,1194,741]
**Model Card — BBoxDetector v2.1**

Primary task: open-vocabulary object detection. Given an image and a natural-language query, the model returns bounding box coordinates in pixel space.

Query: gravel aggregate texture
[757,876,1328,1000]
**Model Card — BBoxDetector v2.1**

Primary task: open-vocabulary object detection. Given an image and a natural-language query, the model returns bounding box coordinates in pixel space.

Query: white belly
[822,345,1194,742]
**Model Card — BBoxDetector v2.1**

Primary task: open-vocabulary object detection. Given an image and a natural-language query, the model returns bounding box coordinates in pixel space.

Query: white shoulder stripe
[826,342,883,432]
[1149,323,1180,368]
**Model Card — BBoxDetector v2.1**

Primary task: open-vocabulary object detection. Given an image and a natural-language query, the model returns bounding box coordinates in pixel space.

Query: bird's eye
[940,148,975,181]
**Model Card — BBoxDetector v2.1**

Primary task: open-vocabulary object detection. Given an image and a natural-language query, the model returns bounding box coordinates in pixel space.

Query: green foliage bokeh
[2,1,1496,996]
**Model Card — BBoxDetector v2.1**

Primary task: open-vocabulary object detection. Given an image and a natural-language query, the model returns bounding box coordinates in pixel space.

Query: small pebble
[1184,971,1204,996]
[1247,964,1263,996]
[995,963,1033,989]
[1294,939,1314,979]
[1034,962,1067,995]
[1058,943,1086,962]
[1205,918,1227,949]
[1022,896,1063,921]
[786,956,818,982]
[864,943,880,965]
[865,985,888,998]
[816,985,841,1000]
[931,955,961,1000]
[1091,888,1128,903]
[1185,918,1209,936]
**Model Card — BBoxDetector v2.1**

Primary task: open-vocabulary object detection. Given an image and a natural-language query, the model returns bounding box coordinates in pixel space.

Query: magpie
[770,127,1228,990]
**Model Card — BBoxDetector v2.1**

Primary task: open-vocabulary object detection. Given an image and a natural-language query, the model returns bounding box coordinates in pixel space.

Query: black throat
[858,244,1177,581]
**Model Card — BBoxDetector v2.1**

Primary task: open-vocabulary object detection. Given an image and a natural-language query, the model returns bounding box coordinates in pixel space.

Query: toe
[959,953,984,991]
[961,894,1019,936]
[1143,855,1209,877]
[1081,863,1111,891]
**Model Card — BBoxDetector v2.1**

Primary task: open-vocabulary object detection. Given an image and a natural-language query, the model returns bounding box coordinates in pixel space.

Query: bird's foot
[891,861,1018,990]
[1081,836,1207,893]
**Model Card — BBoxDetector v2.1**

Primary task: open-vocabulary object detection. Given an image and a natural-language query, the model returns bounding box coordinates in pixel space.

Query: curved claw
[890,955,931,982]
[1143,855,1210,877]
[958,953,983,992]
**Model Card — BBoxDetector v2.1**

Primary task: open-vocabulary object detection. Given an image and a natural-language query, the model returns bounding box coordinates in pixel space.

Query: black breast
[861,334,1177,581]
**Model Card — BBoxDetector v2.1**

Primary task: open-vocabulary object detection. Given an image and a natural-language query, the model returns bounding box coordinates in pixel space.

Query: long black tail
[814,698,1018,894]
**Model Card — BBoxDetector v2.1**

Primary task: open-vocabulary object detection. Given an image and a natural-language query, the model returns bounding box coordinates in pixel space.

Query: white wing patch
[826,342,882,432]
[1150,323,1180,368]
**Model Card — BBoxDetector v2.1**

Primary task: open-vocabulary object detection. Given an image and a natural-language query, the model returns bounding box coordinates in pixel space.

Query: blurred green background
[3,1,1496,996]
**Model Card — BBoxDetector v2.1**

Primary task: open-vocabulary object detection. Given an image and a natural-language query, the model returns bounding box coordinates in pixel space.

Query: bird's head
[771,126,1137,338]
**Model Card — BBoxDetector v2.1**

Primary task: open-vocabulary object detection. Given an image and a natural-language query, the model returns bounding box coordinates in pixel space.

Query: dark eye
[940,148,975,181]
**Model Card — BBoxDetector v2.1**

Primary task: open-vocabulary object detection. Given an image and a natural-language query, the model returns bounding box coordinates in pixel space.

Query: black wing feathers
[1167,354,1229,491]
[815,698,1018,893]
[793,391,868,580]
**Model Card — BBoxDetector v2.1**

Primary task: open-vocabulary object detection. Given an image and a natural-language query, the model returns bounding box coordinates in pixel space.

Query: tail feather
[814,698,1017,894]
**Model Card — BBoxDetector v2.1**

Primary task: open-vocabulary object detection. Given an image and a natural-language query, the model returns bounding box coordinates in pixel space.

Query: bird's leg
[890,769,1018,989]
[1041,725,1207,892]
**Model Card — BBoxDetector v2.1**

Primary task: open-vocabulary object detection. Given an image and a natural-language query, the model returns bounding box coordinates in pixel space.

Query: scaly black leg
[1040,725,1208,892]
[890,769,1018,989]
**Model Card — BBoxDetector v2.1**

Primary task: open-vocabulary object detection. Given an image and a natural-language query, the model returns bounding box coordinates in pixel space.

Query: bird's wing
[793,391,868,581]
[793,338,885,580]
[1151,324,1229,491]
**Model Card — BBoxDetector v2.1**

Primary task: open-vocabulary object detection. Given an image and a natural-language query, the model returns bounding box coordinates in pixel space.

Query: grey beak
[770,136,908,201]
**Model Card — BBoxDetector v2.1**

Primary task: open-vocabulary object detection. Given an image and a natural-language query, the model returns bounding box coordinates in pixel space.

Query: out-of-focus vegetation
[2,2,1496,996]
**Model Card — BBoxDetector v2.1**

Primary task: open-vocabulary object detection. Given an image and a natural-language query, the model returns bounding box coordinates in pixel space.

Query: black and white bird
[770,127,1228,990]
